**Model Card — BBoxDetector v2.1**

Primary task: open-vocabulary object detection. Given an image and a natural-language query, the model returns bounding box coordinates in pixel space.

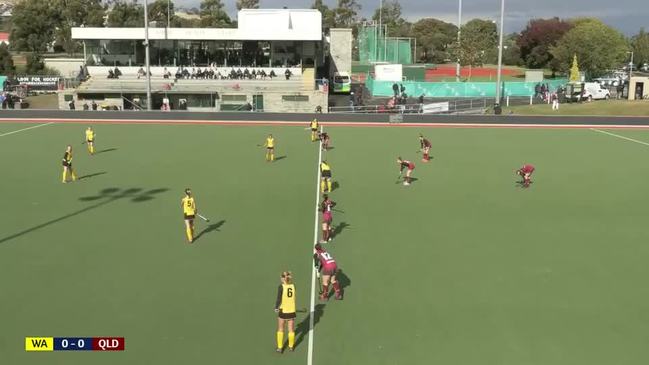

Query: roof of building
[71,9,322,41]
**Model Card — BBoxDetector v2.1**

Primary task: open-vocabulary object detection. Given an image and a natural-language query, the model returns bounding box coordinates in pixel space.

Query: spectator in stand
[534,83,541,99]
[269,70,277,79]
[69,100,75,110]
[392,83,399,96]
[251,69,257,79]
[91,100,98,110]
[285,68,292,80]
[163,67,170,79]
[175,67,183,79]
[137,67,146,79]
[83,103,89,110]
[244,68,250,79]
[114,67,122,78]
[236,68,243,79]
[107,69,116,79]
[260,70,267,79]
[191,68,197,79]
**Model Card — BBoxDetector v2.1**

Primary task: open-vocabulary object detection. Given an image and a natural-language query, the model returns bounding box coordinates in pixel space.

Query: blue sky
[174,0,648,35]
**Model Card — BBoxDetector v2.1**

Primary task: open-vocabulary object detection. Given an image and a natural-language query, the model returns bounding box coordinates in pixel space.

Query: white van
[580,82,610,101]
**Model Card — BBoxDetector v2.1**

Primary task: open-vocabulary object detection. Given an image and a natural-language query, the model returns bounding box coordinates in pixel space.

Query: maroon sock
[424,153,429,160]
[322,230,327,241]
[333,281,341,294]
[321,285,329,297]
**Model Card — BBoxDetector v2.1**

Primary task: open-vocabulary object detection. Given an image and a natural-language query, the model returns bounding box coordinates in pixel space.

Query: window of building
[282,95,309,102]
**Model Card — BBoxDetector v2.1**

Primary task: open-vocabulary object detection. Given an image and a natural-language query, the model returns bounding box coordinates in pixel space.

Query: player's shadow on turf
[337,269,351,291]
[0,187,169,245]
[78,171,107,180]
[274,155,287,161]
[324,146,335,151]
[295,304,325,349]
[195,220,226,242]
[331,181,340,191]
[515,181,533,188]
[332,222,350,239]
[95,148,118,155]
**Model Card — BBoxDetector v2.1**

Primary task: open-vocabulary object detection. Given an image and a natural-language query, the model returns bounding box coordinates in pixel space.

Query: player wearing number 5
[274,271,296,353]
[85,127,96,155]
[181,188,197,243]
[61,145,78,183]
[264,134,275,162]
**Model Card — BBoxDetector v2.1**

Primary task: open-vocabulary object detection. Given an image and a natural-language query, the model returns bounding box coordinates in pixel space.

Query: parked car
[582,82,611,101]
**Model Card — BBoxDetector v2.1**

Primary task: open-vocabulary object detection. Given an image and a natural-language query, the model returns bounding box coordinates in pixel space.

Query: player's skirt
[321,170,332,178]
[184,214,195,220]
[311,127,318,132]
[278,310,296,320]
[322,264,337,276]
[87,139,94,143]
[62,161,71,167]
[322,211,332,223]
[266,147,274,151]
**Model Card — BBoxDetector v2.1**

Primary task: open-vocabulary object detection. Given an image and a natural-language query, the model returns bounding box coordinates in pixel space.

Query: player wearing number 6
[314,243,342,301]
[181,188,197,243]
[274,271,296,353]
[264,134,275,162]
[85,127,96,155]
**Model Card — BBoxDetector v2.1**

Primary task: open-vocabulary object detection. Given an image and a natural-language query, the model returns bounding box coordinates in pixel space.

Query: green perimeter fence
[366,75,568,98]
[358,26,413,65]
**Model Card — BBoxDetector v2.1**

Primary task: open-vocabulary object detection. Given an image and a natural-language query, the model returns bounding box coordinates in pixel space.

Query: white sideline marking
[591,128,649,147]
[0,122,54,137]
[307,126,324,365]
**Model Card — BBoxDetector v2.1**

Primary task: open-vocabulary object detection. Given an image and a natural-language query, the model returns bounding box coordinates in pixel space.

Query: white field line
[307,126,324,365]
[0,122,54,137]
[590,128,649,147]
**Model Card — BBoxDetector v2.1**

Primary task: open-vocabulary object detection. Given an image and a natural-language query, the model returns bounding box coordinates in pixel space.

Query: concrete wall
[628,76,649,100]
[328,28,352,77]
[45,58,84,78]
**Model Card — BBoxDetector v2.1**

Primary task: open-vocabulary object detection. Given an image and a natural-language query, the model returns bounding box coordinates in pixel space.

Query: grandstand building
[67,9,351,112]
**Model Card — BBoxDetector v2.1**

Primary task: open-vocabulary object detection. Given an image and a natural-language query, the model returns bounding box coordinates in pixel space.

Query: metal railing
[329,98,493,115]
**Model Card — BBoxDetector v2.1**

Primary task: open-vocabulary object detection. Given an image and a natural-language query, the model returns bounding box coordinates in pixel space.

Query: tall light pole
[144,0,152,110]
[494,0,505,109]
[456,0,462,82]
[627,51,634,80]
[379,0,383,62]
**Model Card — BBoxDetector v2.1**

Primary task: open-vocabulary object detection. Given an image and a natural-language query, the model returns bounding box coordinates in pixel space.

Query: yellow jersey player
[85,127,96,155]
[181,188,197,243]
[61,145,77,183]
[274,271,296,353]
[320,160,332,193]
[310,118,319,141]
[264,134,275,162]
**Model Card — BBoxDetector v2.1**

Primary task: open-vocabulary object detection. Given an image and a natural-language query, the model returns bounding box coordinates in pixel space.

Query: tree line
[4,0,649,79]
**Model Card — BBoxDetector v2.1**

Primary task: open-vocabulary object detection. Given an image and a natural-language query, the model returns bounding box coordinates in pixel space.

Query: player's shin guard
[320,180,326,193]
[185,227,193,242]
[71,170,77,181]
[62,170,67,182]
[327,180,332,192]
[276,331,284,350]
[333,281,342,298]
[321,284,329,299]
[288,332,295,349]
[270,153,274,161]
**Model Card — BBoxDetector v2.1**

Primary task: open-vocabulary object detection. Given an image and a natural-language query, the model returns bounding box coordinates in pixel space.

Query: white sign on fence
[374,64,403,82]
[422,102,449,114]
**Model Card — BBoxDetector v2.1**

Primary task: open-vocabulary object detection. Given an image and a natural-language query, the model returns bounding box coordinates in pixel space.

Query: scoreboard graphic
[25,337,125,351]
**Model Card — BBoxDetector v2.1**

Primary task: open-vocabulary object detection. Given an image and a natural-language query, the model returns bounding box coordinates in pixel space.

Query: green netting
[366,75,568,98]
[358,26,412,64]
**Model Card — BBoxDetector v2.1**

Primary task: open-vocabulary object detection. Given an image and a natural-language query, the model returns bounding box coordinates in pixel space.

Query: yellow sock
[288,331,295,349]
[185,227,193,242]
[327,180,332,192]
[62,170,67,182]
[71,171,77,181]
[270,153,274,161]
[276,331,284,349]
[320,180,325,193]
[90,145,95,154]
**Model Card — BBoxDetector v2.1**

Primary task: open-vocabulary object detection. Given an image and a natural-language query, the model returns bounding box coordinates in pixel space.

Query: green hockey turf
[2,122,649,365]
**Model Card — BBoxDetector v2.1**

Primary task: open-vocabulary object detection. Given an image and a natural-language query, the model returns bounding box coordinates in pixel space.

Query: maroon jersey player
[419,134,432,162]
[318,131,331,151]
[314,243,342,300]
[320,194,336,243]
[516,164,535,188]
[397,157,415,186]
